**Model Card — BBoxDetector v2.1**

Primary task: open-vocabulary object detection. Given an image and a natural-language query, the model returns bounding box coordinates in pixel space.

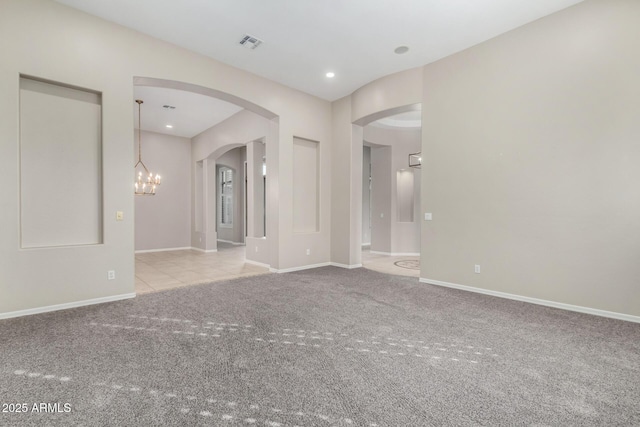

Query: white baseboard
[217,239,245,246]
[0,293,136,320]
[420,277,640,324]
[245,259,270,268]
[270,262,331,273]
[191,247,218,253]
[135,246,191,254]
[330,262,362,269]
[370,251,420,256]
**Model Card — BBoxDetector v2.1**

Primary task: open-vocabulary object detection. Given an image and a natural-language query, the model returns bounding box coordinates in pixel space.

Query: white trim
[0,293,136,320]
[245,259,270,268]
[191,247,218,253]
[330,262,362,269]
[420,278,640,324]
[370,251,420,256]
[135,246,191,254]
[270,262,331,273]
[217,239,245,246]
[370,251,390,255]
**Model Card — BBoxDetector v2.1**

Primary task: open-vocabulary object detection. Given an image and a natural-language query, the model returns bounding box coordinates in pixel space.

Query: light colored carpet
[1,267,639,426]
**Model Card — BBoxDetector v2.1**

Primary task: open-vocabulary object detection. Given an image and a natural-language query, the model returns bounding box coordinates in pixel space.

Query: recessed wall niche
[292,137,319,233]
[19,76,103,248]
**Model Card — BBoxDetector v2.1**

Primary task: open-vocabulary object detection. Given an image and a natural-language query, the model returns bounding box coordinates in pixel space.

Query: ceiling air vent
[163,105,176,109]
[239,34,263,50]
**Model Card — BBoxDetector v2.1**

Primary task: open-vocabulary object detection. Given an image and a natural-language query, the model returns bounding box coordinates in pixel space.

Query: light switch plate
[424,213,433,221]
[116,211,124,221]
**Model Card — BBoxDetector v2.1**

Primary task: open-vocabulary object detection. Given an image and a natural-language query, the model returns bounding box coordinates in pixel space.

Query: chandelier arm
[136,99,143,163]
[134,159,150,175]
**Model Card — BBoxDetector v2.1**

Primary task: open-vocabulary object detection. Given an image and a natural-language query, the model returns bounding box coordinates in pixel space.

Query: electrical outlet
[306,249,310,255]
[107,270,115,280]
[424,212,433,221]
[474,265,481,274]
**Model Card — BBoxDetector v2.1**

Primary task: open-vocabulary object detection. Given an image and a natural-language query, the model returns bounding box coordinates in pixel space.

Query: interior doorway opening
[132,78,276,293]
[359,106,422,278]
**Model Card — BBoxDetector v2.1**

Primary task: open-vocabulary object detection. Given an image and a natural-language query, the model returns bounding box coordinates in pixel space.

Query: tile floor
[135,244,420,294]
[135,242,270,294]
[361,248,420,278]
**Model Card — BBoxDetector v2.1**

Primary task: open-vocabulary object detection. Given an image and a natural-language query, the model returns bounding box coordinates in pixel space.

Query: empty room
[1,0,638,425]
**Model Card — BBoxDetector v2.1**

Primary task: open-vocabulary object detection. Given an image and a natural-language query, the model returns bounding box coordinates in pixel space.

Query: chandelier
[134,99,161,195]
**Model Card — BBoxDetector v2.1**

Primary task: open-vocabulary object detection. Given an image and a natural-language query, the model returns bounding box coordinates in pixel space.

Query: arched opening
[353,103,422,278]
[133,78,277,293]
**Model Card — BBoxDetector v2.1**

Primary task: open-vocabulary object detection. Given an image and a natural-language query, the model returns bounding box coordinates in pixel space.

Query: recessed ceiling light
[394,46,409,54]
[165,125,173,128]
[325,72,335,78]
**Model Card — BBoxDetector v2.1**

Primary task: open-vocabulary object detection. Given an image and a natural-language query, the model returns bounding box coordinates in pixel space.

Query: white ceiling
[133,86,243,138]
[55,0,584,101]
[371,110,422,130]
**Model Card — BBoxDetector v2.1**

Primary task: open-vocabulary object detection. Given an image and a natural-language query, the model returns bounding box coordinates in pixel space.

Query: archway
[353,103,422,278]
[133,78,278,293]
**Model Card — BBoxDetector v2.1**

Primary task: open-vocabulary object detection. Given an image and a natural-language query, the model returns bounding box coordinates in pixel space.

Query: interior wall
[0,0,331,317]
[247,140,266,238]
[330,97,362,268]
[369,146,392,253]
[419,0,640,317]
[351,68,423,125]
[134,130,191,251]
[292,137,320,233]
[361,146,371,246]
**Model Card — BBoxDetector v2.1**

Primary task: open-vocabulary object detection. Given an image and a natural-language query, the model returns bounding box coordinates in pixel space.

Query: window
[219,167,233,228]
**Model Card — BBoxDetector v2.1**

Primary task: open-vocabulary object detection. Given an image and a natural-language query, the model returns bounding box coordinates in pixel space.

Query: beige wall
[370,146,392,253]
[420,0,640,317]
[351,68,423,125]
[247,140,266,239]
[362,146,372,246]
[135,131,191,251]
[0,0,331,317]
[330,97,360,267]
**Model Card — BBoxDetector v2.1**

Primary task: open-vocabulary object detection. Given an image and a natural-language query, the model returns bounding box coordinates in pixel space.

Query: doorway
[360,108,422,277]
[132,78,276,293]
